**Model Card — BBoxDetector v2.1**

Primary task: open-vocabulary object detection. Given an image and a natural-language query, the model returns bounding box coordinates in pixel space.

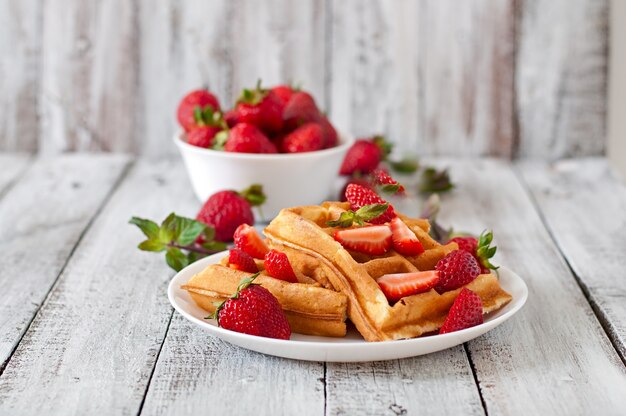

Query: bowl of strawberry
[174,82,353,220]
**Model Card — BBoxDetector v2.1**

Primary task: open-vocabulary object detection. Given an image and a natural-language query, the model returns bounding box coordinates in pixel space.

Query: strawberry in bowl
[174,83,353,220]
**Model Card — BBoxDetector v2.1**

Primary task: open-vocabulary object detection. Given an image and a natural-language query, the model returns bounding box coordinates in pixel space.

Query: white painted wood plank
[432,159,626,414]
[0,154,129,366]
[0,1,42,152]
[608,0,626,180]
[326,347,483,415]
[330,0,422,154]
[0,159,195,415]
[516,0,608,158]
[141,314,325,416]
[39,0,139,153]
[0,155,31,197]
[137,0,326,157]
[421,0,516,157]
[518,158,626,362]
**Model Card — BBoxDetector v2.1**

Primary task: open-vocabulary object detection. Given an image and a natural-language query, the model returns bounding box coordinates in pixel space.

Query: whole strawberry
[209,274,291,340]
[434,250,481,294]
[177,89,221,132]
[439,288,484,334]
[340,136,391,176]
[186,126,221,148]
[271,85,295,108]
[233,81,284,135]
[196,185,266,242]
[224,123,277,153]
[319,116,338,148]
[345,183,396,224]
[448,231,498,274]
[339,177,374,201]
[283,91,321,131]
[281,122,323,153]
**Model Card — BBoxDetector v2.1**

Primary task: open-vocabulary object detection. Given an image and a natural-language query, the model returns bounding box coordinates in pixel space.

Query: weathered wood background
[0,0,608,158]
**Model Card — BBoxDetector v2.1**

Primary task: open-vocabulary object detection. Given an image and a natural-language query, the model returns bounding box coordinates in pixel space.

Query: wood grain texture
[141,314,325,416]
[433,159,626,414]
[516,0,608,158]
[518,158,626,363]
[0,155,129,367]
[326,347,483,415]
[330,0,515,157]
[0,159,199,415]
[0,0,42,152]
[39,0,139,153]
[137,0,326,157]
[0,155,31,198]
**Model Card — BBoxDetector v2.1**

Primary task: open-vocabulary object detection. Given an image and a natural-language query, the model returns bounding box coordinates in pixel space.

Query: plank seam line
[323,361,328,416]
[0,156,35,203]
[463,343,489,416]
[512,165,626,367]
[0,158,135,378]
[136,308,175,416]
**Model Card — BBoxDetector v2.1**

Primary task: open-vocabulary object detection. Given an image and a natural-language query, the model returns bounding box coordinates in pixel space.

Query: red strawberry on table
[209,274,291,340]
[439,288,484,334]
[319,116,339,148]
[281,122,324,153]
[196,185,265,242]
[283,91,321,131]
[377,271,440,302]
[224,123,277,153]
[264,249,298,283]
[434,250,481,294]
[228,249,259,273]
[177,89,221,132]
[234,224,269,259]
[345,183,396,224]
[390,217,424,256]
[233,81,284,135]
[339,136,391,176]
[186,126,221,148]
[334,225,392,255]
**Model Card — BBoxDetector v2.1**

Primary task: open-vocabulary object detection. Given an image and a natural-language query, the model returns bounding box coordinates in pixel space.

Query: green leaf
[355,203,389,221]
[193,106,205,126]
[165,247,189,272]
[176,217,207,245]
[159,213,178,243]
[202,226,216,241]
[380,184,400,195]
[187,251,206,264]
[212,131,229,150]
[389,157,419,173]
[201,241,228,252]
[327,211,358,227]
[137,239,166,252]
[240,184,266,207]
[129,217,160,239]
[419,167,455,194]
[372,136,393,159]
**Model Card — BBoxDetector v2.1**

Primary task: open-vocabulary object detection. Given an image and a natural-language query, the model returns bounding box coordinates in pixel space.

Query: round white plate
[168,252,528,362]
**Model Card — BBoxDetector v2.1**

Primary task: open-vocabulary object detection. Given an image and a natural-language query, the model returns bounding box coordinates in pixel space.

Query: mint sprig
[327,203,389,227]
[129,213,227,272]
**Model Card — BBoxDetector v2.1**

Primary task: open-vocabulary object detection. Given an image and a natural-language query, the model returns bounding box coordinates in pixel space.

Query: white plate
[168,252,528,362]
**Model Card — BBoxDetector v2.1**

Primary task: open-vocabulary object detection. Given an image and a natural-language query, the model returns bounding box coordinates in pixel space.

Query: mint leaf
[159,213,178,242]
[327,211,360,227]
[129,217,159,239]
[165,248,189,272]
[212,131,228,150]
[138,239,166,252]
[201,241,228,251]
[355,203,389,221]
[240,184,266,207]
[176,217,206,245]
[390,157,419,173]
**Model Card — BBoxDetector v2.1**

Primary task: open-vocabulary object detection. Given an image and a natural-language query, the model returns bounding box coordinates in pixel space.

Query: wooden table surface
[0,154,624,415]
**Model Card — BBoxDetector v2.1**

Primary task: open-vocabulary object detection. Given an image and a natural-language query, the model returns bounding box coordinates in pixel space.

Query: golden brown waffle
[183,260,348,337]
[264,202,513,342]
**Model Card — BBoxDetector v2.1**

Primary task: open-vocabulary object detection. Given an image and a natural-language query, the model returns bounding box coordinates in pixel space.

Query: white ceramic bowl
[174,132,353,221]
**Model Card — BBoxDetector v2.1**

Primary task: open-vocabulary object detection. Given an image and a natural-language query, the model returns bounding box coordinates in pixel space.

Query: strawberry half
[333,225,392,255]
[234,224,269,259]
[439,288,484,334]
[264,249,298,283]
[228,249,259,273]
[390,217,424,256]
[377,271,440,302]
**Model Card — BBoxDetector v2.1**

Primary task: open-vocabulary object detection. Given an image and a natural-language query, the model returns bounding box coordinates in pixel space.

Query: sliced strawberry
[234,224,269,259]
[377,271,440,302]
[264,249,298,283]
[439,288,484,334]
[333,225,392,255]
[390,217,424,256]
[228,249,259,273]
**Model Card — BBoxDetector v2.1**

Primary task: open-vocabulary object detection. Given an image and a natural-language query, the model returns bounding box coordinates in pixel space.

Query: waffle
[183,258,348,337]
[264,202,512,342]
